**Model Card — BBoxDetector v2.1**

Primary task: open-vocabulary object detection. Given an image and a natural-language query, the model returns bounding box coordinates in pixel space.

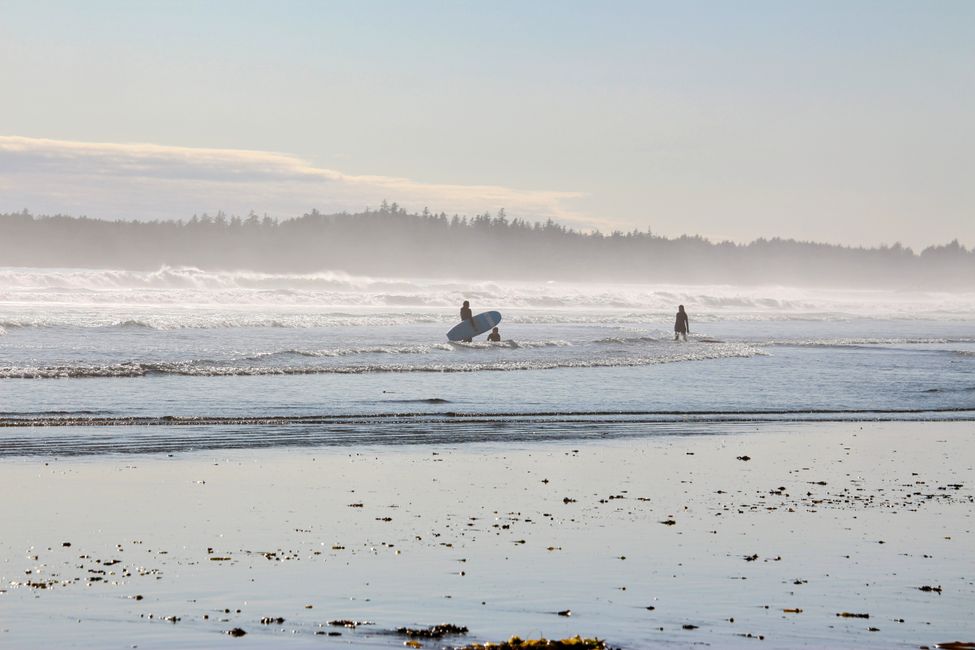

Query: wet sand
[0,421,972,649]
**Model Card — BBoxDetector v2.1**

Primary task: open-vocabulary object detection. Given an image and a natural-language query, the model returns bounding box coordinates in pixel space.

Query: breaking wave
[771,337,975,347]
[245,345,455,360]
[239,340,573,361]
[0,342,765,378]
[595,336,659,344]
[3,266,975,321]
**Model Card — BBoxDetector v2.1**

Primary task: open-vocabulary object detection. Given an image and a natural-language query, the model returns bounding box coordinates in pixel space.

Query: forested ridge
[1,204,972,288]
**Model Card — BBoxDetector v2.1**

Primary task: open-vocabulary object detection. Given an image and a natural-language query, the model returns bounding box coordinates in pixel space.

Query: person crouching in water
[674,305,689,341]
[460,300,474,343]
[487,327,501,342]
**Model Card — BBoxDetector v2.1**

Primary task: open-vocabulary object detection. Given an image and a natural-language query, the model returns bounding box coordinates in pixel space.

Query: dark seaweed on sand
[397,623,469,638]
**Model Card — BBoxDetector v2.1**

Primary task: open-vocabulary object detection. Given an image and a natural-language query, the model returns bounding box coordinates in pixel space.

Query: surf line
[3,407,975,428]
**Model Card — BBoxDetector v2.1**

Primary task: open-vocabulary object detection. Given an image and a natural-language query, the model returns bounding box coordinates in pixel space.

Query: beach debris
[328,620,372,628]
[660,519,677,526]
[836,612,870,618]
[395,623,468,638]
[457,636,606,649]
[935,643,975,649]
[744,554,759,562]
[918,585,942,593]
[260,616,285,624]
[557,610,572,617]
[682,624,699,630]
[405,642,423,649]
[562,497,576,504]
[868,627,880,631]
[736,456,751,461]
[226,627,247,637]
[783,608,802,613]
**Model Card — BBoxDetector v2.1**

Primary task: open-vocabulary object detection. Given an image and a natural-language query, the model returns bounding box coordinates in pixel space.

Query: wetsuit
[460,306,474,342]
[674,311,689,340]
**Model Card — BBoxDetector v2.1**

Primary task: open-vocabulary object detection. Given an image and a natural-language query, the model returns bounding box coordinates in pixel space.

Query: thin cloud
[0,135,592,226]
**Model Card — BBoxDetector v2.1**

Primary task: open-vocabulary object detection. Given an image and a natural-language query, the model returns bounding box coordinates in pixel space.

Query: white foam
[770,337,975,347]
[0,340,766,378]
[2,266,974,328]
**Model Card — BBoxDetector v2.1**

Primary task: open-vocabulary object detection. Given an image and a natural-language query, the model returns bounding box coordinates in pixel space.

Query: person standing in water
[674,305,689,341]
[487,327,501,342]
[460,300,474,343]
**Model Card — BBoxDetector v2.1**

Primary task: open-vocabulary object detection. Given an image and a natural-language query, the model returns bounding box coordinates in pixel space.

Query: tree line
[1,203,972,289]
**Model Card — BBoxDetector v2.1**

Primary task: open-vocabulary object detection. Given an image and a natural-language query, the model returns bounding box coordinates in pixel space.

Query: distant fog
[1,206,972,290]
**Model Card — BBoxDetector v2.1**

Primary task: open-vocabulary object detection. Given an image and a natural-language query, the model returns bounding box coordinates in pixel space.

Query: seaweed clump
[397,623,469,638]
[458,636,607,649]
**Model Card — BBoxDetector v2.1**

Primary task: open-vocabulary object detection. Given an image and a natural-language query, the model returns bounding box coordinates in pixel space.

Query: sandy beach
[1,420,972,649]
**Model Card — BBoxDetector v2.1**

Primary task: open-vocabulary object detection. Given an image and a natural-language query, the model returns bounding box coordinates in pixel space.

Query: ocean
[1,266,973,457]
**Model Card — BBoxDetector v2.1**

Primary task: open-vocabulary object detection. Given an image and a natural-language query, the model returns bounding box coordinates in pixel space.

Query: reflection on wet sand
[0,421,971,648]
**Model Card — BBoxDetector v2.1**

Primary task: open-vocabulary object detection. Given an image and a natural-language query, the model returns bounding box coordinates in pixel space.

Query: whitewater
[1,266,974,454]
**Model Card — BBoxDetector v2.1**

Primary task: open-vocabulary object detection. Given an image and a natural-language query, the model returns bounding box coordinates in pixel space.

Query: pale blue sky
[1,1,972,248]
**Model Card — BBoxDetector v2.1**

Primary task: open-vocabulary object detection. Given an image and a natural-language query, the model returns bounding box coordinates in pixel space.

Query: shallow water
[2,268,974,446]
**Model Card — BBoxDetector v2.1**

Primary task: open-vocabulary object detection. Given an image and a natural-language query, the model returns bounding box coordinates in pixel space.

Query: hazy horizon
[3,204,973,252]
[3,208,972,291]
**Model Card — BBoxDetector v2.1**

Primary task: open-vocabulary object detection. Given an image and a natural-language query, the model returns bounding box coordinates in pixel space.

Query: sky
[1,0,972,249]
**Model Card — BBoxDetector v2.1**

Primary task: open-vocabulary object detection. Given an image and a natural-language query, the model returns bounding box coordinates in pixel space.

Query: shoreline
[1,420,972,648]
[2,412,975,460]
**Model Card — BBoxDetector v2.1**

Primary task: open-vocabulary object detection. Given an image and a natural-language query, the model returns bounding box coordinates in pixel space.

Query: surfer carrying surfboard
[460,300,475,342]
[446,306,503,342]
[674,305,689,341]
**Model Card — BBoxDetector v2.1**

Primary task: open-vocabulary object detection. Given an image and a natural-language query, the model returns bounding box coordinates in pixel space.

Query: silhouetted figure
[674,305,689,341]
[460,300,474,343]
[487,327,501,342]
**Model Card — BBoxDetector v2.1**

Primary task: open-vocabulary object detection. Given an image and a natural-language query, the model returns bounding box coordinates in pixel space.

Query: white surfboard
[447,311,502,341]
